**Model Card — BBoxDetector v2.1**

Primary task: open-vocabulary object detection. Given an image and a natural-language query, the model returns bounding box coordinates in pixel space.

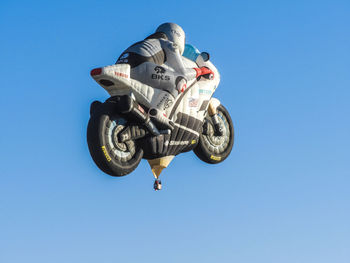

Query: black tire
[87,101,143,176]
[193,104,234,164]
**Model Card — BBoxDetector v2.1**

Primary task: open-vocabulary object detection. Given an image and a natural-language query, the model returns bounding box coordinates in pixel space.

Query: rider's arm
[164,42,214,86]
[165,42,197,81]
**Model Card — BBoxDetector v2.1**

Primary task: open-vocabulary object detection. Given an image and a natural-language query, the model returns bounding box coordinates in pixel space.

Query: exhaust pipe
[148,108,174,130]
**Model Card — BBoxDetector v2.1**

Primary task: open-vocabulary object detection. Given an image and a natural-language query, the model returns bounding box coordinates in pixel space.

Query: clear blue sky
[0,0,349,262]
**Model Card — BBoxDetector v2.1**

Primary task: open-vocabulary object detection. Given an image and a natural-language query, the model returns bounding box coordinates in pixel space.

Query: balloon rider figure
[115,23,215,125]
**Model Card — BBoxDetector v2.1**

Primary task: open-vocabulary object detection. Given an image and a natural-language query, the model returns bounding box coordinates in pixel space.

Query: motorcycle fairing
[91,54,220,158]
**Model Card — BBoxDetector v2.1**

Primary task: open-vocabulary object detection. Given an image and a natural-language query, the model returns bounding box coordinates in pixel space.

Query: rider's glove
[193,67,214,79]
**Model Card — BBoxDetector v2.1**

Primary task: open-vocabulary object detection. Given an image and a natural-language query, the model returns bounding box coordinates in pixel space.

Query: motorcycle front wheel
[87,101,143,177]
[193,104,234,164]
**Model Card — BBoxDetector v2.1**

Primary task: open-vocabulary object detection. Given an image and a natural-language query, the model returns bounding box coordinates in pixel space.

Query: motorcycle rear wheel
[87,101,143,176]
[193,104,234,164]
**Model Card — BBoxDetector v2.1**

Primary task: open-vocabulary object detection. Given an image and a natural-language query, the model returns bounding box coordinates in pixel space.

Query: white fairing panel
[91,55,220,125]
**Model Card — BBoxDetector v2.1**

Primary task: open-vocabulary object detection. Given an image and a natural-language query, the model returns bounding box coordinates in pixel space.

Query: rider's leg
[128,62,185,128]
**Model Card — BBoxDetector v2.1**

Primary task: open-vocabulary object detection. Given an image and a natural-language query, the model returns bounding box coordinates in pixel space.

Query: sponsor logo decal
[163,98,173,109]
[188,97,199,108]
[157,94,173,110]
[191,140,197,145]
[114,72,129,78]
[152,66,170,81]
[154,66,166,74]
[199,89,212,95]
[101,146,111,162]
[152,74,170,81]
[117,53,129,63]
[164,140,189,146]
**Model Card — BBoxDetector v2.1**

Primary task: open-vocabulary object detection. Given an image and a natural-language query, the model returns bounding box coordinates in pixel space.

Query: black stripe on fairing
[173,112,188,154]
[199,100,210,111]
[170,112,202,155]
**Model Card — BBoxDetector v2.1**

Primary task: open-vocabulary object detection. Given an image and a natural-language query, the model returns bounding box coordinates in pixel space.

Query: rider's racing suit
[116,32,197,106]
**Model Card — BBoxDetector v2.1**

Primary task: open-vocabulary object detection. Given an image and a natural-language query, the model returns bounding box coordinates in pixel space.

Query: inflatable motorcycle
[87,44,234,190]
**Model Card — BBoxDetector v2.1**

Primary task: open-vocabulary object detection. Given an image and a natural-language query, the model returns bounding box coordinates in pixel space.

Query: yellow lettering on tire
[101,146,111,162]
[210,155,221,161]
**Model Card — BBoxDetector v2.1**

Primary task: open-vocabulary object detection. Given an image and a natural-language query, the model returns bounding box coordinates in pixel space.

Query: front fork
[206,99,224,136]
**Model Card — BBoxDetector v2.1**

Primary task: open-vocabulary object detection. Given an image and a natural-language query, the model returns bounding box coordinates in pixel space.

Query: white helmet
[156,23,185,55]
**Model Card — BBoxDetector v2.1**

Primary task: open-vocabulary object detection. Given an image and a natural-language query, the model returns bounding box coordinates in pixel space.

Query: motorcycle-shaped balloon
[87,44,234,190]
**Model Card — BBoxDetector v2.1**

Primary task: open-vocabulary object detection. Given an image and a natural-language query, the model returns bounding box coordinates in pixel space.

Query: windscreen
[182,44,200,62]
